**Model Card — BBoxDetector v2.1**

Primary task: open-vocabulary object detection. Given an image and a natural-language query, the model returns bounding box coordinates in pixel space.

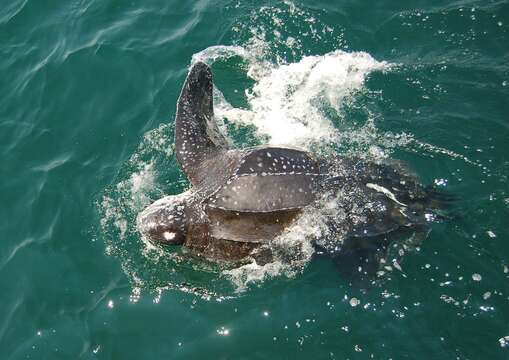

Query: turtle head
[137,192,191,245]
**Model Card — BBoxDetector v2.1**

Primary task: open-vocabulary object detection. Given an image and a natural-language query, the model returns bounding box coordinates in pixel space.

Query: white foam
[191,45,248,65]
[128,161,156,208]
[194,46,390,148]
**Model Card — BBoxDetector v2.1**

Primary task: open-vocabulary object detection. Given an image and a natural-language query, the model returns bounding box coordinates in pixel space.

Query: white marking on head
[163,231,176,241]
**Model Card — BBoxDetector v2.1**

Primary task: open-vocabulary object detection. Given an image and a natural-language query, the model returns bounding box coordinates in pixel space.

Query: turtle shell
[205,147,323,212]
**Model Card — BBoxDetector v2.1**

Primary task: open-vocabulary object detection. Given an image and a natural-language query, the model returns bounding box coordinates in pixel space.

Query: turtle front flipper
[175,62,229,185]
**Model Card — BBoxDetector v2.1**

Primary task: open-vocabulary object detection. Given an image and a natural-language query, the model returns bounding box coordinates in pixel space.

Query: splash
[192,40,412,164]
[215,50,390,147]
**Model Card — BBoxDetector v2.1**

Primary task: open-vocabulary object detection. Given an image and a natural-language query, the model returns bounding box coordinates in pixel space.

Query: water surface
[1,0,508,358]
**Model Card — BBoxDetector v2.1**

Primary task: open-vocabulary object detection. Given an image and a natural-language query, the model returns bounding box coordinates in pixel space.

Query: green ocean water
[1,0,509,358]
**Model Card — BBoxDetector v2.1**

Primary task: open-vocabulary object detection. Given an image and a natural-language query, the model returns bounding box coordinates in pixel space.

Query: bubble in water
[217,327,230,336]
[472,273,482,281]
[350,297,360,307]
[500,336,509,348]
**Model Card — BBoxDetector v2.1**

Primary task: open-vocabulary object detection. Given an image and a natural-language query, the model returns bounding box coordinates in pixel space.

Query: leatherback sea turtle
[137,62,446,267]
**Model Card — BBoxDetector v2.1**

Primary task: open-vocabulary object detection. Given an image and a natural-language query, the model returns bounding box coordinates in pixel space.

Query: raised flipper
[175,62,229,185]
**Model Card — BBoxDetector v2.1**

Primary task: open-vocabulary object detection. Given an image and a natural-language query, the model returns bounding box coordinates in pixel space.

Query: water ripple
[0,296,23,349]
[0,0,28,25]
[0,236,37,271]
[31,153,73,172]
